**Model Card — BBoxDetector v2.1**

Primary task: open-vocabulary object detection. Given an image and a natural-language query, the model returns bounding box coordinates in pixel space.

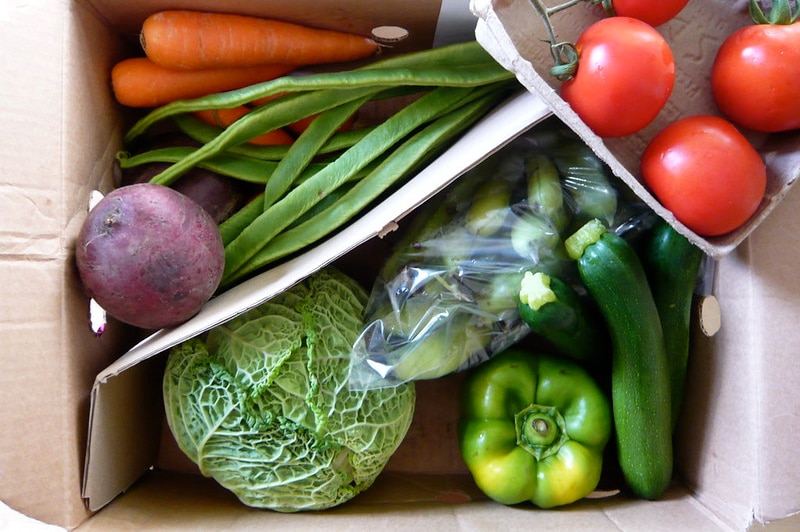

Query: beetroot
[117,133,250,224]
[75,183,225,330]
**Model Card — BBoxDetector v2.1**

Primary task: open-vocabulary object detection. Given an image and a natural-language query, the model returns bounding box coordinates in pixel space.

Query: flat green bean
[221,85,514,285]
[217,193,264,246]
[171,113,376,161]
[125,60,514,145]
[221,83,506,284]
[125,41,500,141]
[218,161,374,247]
[117,147,282,184]
[361,40,501,70]
[262,95,370,210]
[148,86,382,186]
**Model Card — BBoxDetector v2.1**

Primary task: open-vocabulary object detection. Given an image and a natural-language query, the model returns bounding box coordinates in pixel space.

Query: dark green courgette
[565,219,672,500]
[638,220,704,433]
[517,270,609,363]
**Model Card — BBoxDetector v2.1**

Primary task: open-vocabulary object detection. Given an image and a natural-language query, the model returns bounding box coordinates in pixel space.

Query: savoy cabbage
[162,268,416,512]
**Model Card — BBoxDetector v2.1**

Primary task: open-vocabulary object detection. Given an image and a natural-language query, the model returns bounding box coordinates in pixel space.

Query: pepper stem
[515,404,569,460]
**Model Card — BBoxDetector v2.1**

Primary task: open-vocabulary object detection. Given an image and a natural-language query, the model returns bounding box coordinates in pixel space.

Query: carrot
[111,57,296,108]
[140,10,381,70]
[288,113,356,136]
[245,94,337,137]
[192,107,295,146]
[247,92,358,135]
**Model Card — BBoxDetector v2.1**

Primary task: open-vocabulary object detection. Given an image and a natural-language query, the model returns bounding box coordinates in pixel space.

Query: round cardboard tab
[698,295,721,337]
[371,26,410,43]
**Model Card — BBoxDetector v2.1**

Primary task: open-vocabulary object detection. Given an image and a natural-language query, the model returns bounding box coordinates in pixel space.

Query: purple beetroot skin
[75,183,225,330]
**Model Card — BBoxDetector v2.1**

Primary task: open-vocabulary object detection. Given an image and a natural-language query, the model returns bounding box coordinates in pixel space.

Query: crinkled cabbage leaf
[162,268,416,512]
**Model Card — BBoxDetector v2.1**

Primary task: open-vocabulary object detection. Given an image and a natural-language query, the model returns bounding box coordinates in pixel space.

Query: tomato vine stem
[749,0,799,25]
[527,0,584,80]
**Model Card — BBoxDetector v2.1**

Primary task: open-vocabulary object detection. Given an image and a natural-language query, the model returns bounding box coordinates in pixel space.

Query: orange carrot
[287,113,356,136]
[140,10,380,70]
[111,57,296,108]
[192,107,295,146]
[245,94,358,136]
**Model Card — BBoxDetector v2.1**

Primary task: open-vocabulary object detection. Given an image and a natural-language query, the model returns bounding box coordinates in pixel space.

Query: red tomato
[641,115,767,237]
[561,17,675,138]
[610,0,690,27]
[711,22,800,132]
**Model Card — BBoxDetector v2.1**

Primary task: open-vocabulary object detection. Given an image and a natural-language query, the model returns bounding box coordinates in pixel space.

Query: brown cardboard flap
[82,357,165,511]
[76,470,732,531]
[82,89,554,512]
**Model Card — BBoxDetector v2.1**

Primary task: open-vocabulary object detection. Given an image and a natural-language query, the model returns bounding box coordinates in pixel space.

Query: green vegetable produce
[565,219,672,500]
[225,84,509,284]
[525,154,569,233]
[637,219,704,432]
[368,296,490,382]
[509,211,564,263]
[517,270,609,363]
[120,41,517,287]
[552,139,618,228]
[465,180,512,237]
[459,348,611,508]
[170,112,374,161]
[162,268,415,512]
[350,123,642,388]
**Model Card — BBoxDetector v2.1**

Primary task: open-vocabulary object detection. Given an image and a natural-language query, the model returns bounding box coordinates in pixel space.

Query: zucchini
[638,220,704,433]
[565,219,672,500]
[517,270,609,363]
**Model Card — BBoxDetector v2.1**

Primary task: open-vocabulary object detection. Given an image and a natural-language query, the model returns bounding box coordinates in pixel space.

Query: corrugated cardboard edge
[470,0,800,259]
[82,89,554,511]
[77,469,737,532]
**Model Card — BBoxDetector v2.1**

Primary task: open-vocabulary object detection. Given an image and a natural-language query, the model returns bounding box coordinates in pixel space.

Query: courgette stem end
[519,271,556,310]
[565,218,607,260]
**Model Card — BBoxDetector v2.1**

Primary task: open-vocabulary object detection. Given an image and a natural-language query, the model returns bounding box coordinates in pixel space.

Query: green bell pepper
[458,348,611,508]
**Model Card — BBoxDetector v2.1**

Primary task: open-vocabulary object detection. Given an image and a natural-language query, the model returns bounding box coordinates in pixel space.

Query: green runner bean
[148,86,383,186]
[221,81,516,284]
[222,84,515,285]
[126,65,514,150]
[125,41,506,143]
[171,113,376,161]
[262,95,370,210]
[117,147,282,184]
[218,162,374,246]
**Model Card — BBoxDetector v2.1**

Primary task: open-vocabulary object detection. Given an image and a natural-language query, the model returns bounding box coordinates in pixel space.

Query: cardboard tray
[471,0,800,258]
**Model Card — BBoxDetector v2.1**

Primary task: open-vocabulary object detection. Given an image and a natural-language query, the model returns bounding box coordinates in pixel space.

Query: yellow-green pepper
[458,348,611,508]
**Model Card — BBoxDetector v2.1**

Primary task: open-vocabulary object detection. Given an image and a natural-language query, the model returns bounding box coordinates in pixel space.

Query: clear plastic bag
[349,122,650,389]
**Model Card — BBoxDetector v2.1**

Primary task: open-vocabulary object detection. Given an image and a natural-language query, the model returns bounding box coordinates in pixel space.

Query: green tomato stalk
[749,0,799,24]
[526,0,584,80]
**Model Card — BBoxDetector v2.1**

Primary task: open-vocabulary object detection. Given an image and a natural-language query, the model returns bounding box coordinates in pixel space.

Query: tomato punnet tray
[473,0,800,258]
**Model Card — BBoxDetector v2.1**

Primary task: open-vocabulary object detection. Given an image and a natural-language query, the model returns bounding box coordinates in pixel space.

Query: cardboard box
[1,0,799,531]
